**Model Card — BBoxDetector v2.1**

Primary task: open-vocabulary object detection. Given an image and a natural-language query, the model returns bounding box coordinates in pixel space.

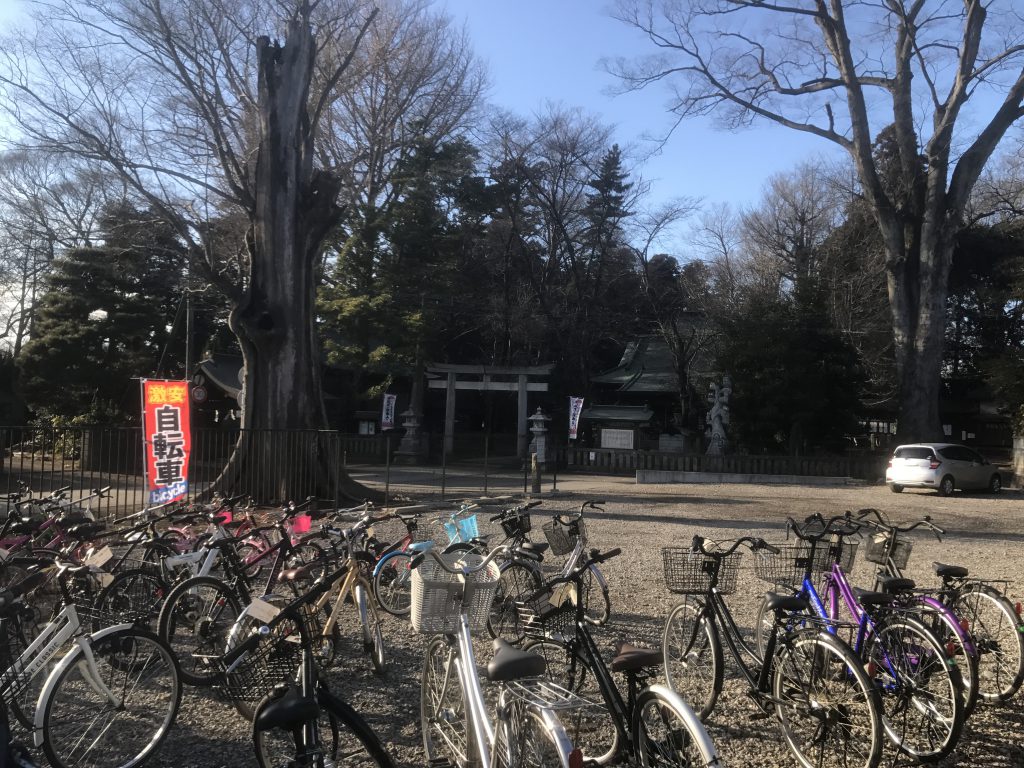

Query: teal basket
[444,513,479,543]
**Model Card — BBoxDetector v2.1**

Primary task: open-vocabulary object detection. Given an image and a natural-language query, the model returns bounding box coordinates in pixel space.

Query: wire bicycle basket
[411,552,500,635]
[517,584,579,640]
[661,548,741,595]
[863,532,913,570]
[443,513,479,544]
[500,511,532,538]
[542,518,585,556]
[754,539,859,588]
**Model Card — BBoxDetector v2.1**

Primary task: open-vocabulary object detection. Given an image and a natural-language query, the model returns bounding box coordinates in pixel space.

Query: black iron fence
[2,424,892,516]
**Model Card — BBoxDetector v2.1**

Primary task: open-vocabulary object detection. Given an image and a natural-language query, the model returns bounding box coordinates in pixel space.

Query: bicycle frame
[317,553,378,638]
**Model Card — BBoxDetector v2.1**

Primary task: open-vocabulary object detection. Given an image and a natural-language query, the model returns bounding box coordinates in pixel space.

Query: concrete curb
[636,469,869,487]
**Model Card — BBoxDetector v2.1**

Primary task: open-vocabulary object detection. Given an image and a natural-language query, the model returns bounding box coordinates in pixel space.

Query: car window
[939,446,970,461]
[894,447,934,460]
[961,448,984,463]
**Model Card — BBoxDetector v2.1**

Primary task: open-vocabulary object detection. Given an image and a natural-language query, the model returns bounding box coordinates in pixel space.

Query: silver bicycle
[0,569,181,768]
[414,546,591,768]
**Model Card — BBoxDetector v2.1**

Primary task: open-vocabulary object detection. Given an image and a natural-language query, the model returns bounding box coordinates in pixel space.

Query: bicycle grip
[526,500,544,509]
[757,539,780,555]
[592,547,620,563]
[410,553,426,570]
[586,499,606,507]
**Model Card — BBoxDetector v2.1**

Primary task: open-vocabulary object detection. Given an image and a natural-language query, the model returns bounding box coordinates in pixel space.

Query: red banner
[142,380,192,505]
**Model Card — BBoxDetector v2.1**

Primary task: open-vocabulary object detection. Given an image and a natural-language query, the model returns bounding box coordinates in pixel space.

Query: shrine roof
[591,336,677,393]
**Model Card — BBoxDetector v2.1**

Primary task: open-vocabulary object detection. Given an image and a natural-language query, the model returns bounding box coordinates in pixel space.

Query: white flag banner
[568,397,584,440]
[381,393,398,430]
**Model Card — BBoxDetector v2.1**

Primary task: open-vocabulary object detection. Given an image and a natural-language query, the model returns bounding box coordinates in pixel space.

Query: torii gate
[426,364,553,457]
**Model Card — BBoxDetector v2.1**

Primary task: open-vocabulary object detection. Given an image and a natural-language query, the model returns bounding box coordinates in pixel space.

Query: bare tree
[0,152,122,355]
[0,0,377,499]
[611,0,1024,439]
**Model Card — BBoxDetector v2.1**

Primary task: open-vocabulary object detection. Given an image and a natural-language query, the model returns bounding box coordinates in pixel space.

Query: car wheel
[988,474,1002,494]
[939,475,955,496]
[889,483,903,493]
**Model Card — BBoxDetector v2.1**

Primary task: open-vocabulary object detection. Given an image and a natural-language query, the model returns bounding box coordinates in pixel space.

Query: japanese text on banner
[568,397,584,440]
[142,380,191,505]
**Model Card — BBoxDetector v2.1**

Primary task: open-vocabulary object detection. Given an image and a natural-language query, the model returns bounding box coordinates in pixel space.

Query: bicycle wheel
[6,605,56,729]
[254,687,396,768]
[373,551,413,616]
[863,613,962,761]
[772,629,883,768]
[94,568,167,628]
[661,597,722,721]
[523,639,616,763]
[632,686,721,767]
[914,600,980,719]
[355,584,386,675]
[495,698,573,768]
[487,562,541,645]
[157,575,242,686]
[421,635,472,766]
[581,564,610,626]
[41,627,181,768]
[953,583,1024,703]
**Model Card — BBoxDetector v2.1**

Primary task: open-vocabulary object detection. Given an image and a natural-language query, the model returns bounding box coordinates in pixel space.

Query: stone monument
[705,375,732,455]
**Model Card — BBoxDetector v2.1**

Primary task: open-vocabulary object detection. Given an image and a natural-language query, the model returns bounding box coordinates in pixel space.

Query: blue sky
[440,0,845,212]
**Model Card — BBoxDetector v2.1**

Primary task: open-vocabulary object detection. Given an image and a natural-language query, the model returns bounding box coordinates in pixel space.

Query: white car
[886,443,1002,496]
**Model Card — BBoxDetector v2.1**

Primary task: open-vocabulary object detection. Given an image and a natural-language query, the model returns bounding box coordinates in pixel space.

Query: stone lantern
[528,407,551,469]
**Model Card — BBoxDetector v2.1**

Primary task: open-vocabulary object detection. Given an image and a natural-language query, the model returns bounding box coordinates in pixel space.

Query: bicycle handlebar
[851,508,944,539]
[691,534,777,557]
[527,547,622,592]
[409,544,510,574]
[488,499,543,522]
[786,513,859,542]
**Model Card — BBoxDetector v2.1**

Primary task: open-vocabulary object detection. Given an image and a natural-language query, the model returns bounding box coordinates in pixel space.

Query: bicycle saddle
[877,575,916,593]
[63,522,106,539]
[253,684,320,732]
[763,592,809,614]
[519,541,549,556]
[610,641,662,673]
[280,562,323,582]
[852,587,897,607]
[933,562,969,580]
[486,639,546,682]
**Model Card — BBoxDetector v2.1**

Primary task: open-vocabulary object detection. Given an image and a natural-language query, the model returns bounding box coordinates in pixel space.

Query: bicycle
[853,507,1024,706]
[751,514,964,762]
[157,499,327,686]
[662,534,884,768]
[413,545,592,768]
[369,507,435,616]
[488,500,612,645]
[0,568,181,768]
[209,559,396,767]
[521,546,723,767]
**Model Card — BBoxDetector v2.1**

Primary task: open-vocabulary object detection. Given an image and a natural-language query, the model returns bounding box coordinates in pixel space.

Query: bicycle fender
[32,623,135,745]
[643,684,722,763]
[372,550,401,579]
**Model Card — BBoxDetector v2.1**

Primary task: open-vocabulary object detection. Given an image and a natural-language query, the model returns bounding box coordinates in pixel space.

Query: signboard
[568,396,584,440]
[381,393,398,430]
[142,379,192,506]
[600,428,634,450]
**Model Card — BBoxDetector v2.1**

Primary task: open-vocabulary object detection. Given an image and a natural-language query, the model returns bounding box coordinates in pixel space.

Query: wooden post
[444,372,456,458]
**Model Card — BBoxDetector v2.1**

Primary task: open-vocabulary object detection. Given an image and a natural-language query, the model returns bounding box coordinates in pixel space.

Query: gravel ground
[144,479,1024,768]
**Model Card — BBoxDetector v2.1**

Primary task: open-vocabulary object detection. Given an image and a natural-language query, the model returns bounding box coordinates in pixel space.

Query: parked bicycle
[662,534,884,768]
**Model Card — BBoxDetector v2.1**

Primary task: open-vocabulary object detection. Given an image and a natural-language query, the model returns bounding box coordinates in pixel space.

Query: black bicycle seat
[853,587,897,607]
[487,639,546,682]
[253,684,320,732]
[763,592,809,614]
[64,522,106,539]
[520,541,549,555]
[877,575,916,593]
[610,641,662,673]
[933,562,969,580]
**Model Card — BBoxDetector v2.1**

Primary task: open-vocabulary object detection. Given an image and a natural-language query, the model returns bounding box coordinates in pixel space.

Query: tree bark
[218,15,375,504]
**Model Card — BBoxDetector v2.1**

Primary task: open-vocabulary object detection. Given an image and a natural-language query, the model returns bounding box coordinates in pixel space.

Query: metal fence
[2,424,892,516]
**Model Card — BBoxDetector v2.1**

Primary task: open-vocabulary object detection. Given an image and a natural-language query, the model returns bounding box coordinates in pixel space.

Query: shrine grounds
[147,477,1024,768]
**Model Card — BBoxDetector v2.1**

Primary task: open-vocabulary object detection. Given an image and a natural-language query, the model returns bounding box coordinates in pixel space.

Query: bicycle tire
[373,550,413,616]
[772,628,883,768]
[494,697,575,768]
[355,583,386,675]
[487,561,541,645]
[40,627,181,768]
[661,597,722,721]
[953,582,1024,703]
[6,605,53,729]
[580,564,611,626]
[421,635,473,766]
[157,574,242,686]
[94,568,167,629]
[914,599,980,719]
[253,686,396,768]
[632,685,722,768]
[523,639,617,763]
[864,612,962,762]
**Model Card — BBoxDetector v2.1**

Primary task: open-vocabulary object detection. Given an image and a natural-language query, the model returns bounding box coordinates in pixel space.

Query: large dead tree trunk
[220,16,375,504]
